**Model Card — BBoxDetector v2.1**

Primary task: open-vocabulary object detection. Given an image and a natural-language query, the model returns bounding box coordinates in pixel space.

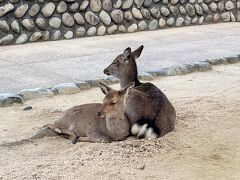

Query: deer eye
[110,102,116,106]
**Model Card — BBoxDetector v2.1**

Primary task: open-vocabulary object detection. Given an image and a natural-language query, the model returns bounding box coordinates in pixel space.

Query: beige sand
[0,64,240,180]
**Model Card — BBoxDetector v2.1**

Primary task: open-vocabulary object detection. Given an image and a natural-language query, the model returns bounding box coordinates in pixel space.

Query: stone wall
[0,0,239,45]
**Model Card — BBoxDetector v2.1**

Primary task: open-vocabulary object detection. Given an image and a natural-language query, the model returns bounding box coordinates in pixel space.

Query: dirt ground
[0,64,240,180]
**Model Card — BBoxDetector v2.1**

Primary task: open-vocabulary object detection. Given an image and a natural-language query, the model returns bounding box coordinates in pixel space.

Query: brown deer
[103,45,176,138]
[47,83,133,144]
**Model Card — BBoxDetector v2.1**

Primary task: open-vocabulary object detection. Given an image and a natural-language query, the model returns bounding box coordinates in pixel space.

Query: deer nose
[96,112,101,116]
[103,69,110,75]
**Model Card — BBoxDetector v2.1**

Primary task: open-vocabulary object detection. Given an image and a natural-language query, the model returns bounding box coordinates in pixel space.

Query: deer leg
[79,131,111,143]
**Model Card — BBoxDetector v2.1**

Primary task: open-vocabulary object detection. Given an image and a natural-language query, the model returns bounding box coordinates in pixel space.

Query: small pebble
[23,106,33,111]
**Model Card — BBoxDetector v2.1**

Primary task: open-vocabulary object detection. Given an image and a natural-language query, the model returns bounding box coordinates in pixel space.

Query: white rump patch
[54,128,62,134]
[145,128,158,139]
[137,124,148,138]
[131,123,141,135]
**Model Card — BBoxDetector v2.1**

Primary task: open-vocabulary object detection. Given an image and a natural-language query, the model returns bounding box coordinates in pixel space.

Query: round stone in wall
[51,30,61,40]
[170,0,179,5]
[97,26,106,35]
[57,1,67,13]
[195,4,203,15]
[209,2,217,12]
[111,10,124,24]
[201,3,209,13]
[175,17,184,26]
[198,16,204,24]
[0,3,14,17]
[41,2,55,17]
[184,16,191,25]
[124,11,133,22]
[103,0,112,11]
[85,11,100,25]
[127,23,138,32]
[192,16,198,24]
[179,6,186,15]
[62,13,74,27]
[0,34,14,45]
[11,20,20,33]
[90,0,102,12]
[204,0,211,3]
[205,15,213,22]
[230,12,236,22]
[141,9,151,19]
[189,0,196,3]
[87,27,97,36]
[218,2,224,11]
[134,0,144,8]
[213,13,221,22]
[167,17,175,26]
[64,31,73,39]
[132,7,143,19]
[21,19,35,31]
[0,20,9,33]
[169,5,179,16]
[69,2,79,12]
[160,7,170,17]
[16,34,28,44]
[14,4,28,18]
[28,4,40,17]
[186,4,195,16]
[29,32,42,42]
[221,12,230,22]
[225,1,234,10]
[76,27,86,37]
[49,17,62,29]
[180,0,187,4]
[80,0,89,11]
[143,0,152,8]
[100,10,111,25]
[107,25,118,34]
[122,0,134,10]
[159,18,166,28]
[113,0,122,9]
[148,19,158,30]
[118,25,127,33]
[138,21,147,31]
[74,13,85,25]
[150,7,160,19]
[163,0,169,4]
[36,17,46,30]
[41,31,50,41]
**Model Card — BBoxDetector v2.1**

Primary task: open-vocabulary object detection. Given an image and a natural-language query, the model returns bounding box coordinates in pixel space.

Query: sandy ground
[0,64,240,180]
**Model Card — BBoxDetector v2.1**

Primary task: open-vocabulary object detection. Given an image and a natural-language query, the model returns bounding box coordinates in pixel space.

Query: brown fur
[103,45,176,137]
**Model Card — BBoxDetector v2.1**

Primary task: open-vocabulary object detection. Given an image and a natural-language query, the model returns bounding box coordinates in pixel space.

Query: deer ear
[123,47,131,61]
[99,82,112,94]
[132,45,144,59]
[119,82,135,96]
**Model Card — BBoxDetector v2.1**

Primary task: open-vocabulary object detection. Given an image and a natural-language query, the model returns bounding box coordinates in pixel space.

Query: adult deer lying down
[103,45,176,138]
[47,83,133,144]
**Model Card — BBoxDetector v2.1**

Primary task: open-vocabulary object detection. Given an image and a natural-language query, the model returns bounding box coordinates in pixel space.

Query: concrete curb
[0,54,239,108]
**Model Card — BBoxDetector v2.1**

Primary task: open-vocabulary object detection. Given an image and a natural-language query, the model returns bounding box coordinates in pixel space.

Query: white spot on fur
[54,128,61,133]
[145,128,158,139]
[131,123,141,135]
[137,124,148,138]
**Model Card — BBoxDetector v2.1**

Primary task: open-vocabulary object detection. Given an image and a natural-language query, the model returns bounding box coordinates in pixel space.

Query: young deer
[47,83,133,144]
[103,45,176,138]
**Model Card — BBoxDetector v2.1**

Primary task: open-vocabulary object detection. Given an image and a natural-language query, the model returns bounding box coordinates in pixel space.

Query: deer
[46,83,134,144]
[103,45,176,138]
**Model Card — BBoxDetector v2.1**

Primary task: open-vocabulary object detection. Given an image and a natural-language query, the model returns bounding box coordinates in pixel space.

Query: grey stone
[15,34,28,44]
[141,8,151,19]
[0,3,14,17]
[51,30,61,40]
[118,25,127,32]
[28,4,40,17]
[213,13,221,22]
[49,17,61,29]
[237,2,240,9]
[69,2,79,12]
[127,23,138,32]
[149,19,158,30]
[189,0,196,3]
[103,0,112,11]
[14,4,28,18]
[41,2,55,17]
[76,82,91,90]
[179,6,186,15]
[156,66,184,76]
[0,20,9,32]
[170,0,179,5]
[0,34,14,45]
[218,2,224,11]
[138,20,147,30]
[237,14,240,22]
[111,10,124,24]
[225,56,239,64]
[64,0,77,2]
[57,1,67,13]
[198,16,204,24]
[143,0,152,8]
[208,58,223,65]
[186,4,195,16]
[87,27,97,36]
[90,0,102,12]
[159,18,166,28]
[195,4,203,15]
[163,0,168,4]
[193,61,212,72]
[80,0,89,11]
[192,16,198,24]
[167,17,175,26]
[138,72,154,81]
[97,25,106,35]
[122,0,134,9]
[21,19,34,31]
[74,13,85,25]
[36,18,46,30]
[170,6,179,16]
[204,0,211,3]
[0,93,23,107]
[180,0,187,3]
[62,13,74,27]
[150,7,160,18]
[100,10,111,25]
[175,17,184,26]
[221,12,230,22]
[85,11,100,25]
[134,0,144,8]
[41,31,50,40]
[107,25,118,34]
[225,1,234,10]
[209,2,217,12]
[124,11,133,21]
[113,0,122,9]
[18,88,54,100]
[160,7,170,16]
[184,16,191,25]
[198,0,203,2]
[202,3,209,13]
[29,32,42,42]
[153,0,161,2]
[230,12,236,22]
[64,31,73,39]
[132,7,143,19]
[76,27,86,37]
